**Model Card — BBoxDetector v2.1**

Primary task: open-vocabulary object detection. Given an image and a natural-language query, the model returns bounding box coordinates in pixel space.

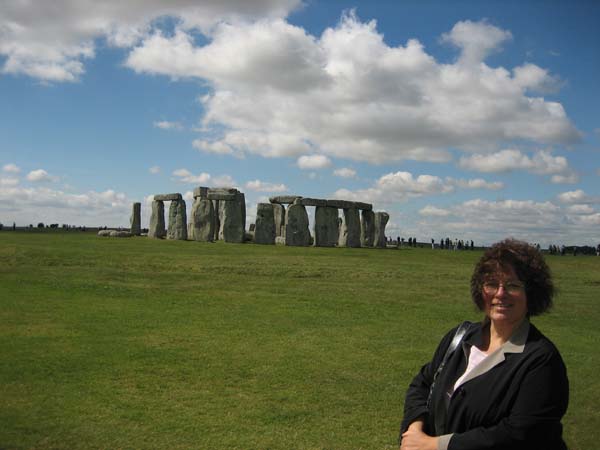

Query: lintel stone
[154,193,182,201]
[294,197,327,207]
[326,199,355,209]
[193,186,209,198]
[354,202,373,211]
[270,195,302,204]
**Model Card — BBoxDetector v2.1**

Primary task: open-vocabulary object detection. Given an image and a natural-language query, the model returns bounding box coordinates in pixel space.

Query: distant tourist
[399,239,569,450]
[431,238,435,250]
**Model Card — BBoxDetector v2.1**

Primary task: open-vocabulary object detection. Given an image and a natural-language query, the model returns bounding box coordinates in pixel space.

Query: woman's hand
[400,421,438,450]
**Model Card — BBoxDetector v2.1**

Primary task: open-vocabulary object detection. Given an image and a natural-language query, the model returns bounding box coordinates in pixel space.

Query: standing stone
[285,204,310,246]
[130,202,141,236]
[148,200,166,238]
[220,198,244,243]
[237,192,246,232]
[360,209,375,247]
[167,199,187,240]
[191,197,215,241]
[338,208,361,248]
[374,212,390,248]
[254,203,276,245]
[212,200,221,241]
[272,203,286,237]
[314,206,339,247]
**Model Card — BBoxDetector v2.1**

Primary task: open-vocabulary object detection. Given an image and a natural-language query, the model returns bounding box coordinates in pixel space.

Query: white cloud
[172,169,211,184]
[2,163,21,173]
[440,19,512,66]
[153,120,183,131]
[557,189,586,204]
[333,167,357,178]
[451,178,504,190]
[419,205,451,217]
[149,166,161,174]
[567,204,595,214]
[0,185,132,226]
[0,177,19,187]
[172,168,236,187]
[26,169,58,182]
[513,63,560,94]
[334,170,503,205]
[245,180,288,192]
[297,154,332,170]
[458,149,577,182]
[556,189,599,204]
[0,0,302,82]
[125,14,579,164]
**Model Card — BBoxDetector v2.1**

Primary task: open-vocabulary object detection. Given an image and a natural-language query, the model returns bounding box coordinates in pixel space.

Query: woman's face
[482,265,528,327]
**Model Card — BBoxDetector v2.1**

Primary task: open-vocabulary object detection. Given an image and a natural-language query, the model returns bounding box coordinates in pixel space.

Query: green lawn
[1,231,598,449]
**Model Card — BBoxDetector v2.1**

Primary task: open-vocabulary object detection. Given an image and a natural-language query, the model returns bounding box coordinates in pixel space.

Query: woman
[399,239,569,450]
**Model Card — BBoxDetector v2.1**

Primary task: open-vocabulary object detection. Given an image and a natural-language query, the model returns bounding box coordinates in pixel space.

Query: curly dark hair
[470,238,554,317]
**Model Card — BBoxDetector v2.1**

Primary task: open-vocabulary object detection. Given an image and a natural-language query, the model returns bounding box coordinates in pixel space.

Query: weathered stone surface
[193,186,208,199]
[270,195,302,204]
[275,236,286,245]
[154,193,182,201]
[130,202,141,235]
[148,200,166,238]
[207,192,237,201]
[207,187,238,201]
[294,197,327,207]
[355,202,373,211]
[167,199,187,240]
[219,197,244,243]
[285,204,310,246]
[97,229,112,237]
[373,211,390,248]
[313,206,339,247]
[237,192,246,231]
[212,200,221,241]
[360,209,375,247]
[327,199,356,209]
[338,207,361,248]
[254,203,276,245]
[272,203,285,237]
[249,223,255,232]
[191,197,215,241]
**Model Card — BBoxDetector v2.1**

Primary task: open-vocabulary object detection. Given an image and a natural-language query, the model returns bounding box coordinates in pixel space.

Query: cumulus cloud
[0,177,19,187]
[556,189,599,204]
[172,168,236,187]
[408,196,600,246]
[297,154,332,170]
[2,163,21,173]
[124,13,580,164]
[245,179,288,192]
[0,0,301,82]
[0,185,131,226]
[419,205,451,217]
[440,19,512,66]
[333,167,357,178]
[26,169,58,182]
[451,178,504,190]
[3,8,581,163]
[153,120,183,130]
[149,165,161,174]
[334,170,503,205]
[458,149,577,183]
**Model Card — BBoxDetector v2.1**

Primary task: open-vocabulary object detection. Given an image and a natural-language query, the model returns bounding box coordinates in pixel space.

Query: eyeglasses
[482,281,525,296]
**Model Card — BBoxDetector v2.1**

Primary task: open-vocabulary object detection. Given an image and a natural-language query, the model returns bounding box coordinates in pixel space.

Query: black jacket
[400,320,569,450]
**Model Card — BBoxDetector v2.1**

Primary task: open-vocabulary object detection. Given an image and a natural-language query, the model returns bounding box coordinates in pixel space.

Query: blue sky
[1,0,599,246]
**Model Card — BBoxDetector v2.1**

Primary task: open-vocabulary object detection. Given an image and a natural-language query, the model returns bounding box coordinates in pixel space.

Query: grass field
[1,230,598,449]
